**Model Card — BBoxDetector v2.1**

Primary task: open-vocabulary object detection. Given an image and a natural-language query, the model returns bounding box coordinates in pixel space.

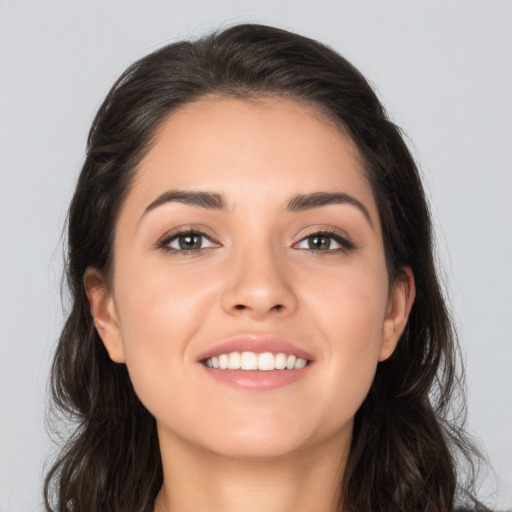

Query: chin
[203,432,311,461]
[194,413,348,461]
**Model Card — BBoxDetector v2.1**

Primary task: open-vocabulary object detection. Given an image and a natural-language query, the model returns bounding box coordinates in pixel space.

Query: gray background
[1,1,511,510]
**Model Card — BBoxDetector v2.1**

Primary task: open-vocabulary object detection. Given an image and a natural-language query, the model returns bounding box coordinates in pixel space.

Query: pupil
[179,234,201,250]
[309,235,330,250]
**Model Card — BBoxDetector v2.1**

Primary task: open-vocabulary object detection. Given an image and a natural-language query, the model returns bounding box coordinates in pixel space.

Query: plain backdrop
[1,1,511,510]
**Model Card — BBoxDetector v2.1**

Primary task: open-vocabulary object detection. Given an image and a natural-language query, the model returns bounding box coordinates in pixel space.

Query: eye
[294,231,355,252]
[159,230,218,253]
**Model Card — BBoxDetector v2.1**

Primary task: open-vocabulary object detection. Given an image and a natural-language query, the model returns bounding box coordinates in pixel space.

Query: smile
[198,336,314,390]
[204,351,309,371]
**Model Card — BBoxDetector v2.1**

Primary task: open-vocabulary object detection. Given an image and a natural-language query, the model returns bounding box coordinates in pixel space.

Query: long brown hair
[45,24,488,512]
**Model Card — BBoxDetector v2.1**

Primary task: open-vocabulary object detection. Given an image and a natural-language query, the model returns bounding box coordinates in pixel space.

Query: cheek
[112,260,219,410]
[115,257,215,343]
[302,263,388,423]
[306,258,389,345]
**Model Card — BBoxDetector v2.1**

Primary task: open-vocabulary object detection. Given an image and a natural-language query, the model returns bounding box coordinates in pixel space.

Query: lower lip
[201,365,311,390]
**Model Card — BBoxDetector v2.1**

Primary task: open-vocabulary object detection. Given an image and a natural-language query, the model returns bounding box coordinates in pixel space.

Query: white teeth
[204,351,309,371]
[227,352,241,369]
[258,352,274,371]
[274,352,287,370]
[219,354,228,369]
[241,351,258,370]
[295,358,307,369]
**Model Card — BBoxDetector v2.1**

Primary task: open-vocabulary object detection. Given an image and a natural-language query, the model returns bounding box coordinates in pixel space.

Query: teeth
[240,351,258,370]
[228,352,241,369]
[295,358,307,369]
[204,351,309,371]
[275,353,287,369]
[219,354,228,369]
[258,352,274,371]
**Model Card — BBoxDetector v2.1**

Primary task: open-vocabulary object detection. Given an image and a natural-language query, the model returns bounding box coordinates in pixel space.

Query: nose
[221,245,298,320]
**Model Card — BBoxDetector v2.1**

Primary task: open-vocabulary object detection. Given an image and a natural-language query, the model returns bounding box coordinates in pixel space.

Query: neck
[153,431,348,512]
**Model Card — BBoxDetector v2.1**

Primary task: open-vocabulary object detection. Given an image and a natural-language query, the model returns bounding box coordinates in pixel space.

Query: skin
[85,97,415,512]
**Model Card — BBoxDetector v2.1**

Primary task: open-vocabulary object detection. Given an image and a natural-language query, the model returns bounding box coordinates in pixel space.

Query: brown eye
[160,230,217,252]
[294,230,355,253]
[177,233,203,250]
[307,235,331,250]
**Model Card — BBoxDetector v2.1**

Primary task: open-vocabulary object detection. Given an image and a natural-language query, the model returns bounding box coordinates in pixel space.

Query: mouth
[202,351,310,371]
[197,336,314,390]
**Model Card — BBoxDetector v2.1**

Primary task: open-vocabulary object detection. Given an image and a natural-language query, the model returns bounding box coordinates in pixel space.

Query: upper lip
[196,335,315,362]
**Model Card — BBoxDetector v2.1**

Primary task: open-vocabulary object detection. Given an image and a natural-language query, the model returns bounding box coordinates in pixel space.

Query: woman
[44,24,488,512]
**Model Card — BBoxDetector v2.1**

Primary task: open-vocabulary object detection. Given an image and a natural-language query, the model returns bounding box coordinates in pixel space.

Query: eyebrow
[140,189,373,228]
[141,190,228,219]
[286,192,373,227]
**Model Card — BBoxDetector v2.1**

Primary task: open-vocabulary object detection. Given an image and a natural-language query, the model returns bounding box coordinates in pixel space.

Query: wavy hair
[45,23,488,512]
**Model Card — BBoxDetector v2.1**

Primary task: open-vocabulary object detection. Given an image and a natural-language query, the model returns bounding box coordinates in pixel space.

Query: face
[86,97,413,461]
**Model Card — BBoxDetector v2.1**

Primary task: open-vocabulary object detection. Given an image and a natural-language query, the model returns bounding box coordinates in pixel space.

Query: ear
[83,267,125,363]
[379,267,416,362]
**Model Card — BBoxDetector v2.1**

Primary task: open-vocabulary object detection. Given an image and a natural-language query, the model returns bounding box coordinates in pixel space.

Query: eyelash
[158,229,219,255]
[294,229,356,253]
[158,228,355,255]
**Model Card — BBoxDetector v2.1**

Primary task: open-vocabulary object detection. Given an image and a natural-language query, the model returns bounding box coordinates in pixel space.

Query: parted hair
[45,23,488,512]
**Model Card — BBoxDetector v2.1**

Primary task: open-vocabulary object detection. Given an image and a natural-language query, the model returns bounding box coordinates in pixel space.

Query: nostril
[231,303,286,313]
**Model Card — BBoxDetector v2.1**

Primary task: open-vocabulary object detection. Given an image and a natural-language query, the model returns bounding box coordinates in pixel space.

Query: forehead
[122,96,377,221]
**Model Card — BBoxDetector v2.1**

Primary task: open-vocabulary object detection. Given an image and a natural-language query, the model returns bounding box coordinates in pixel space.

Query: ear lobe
[379,267,416,362]
[83,267,125,363]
